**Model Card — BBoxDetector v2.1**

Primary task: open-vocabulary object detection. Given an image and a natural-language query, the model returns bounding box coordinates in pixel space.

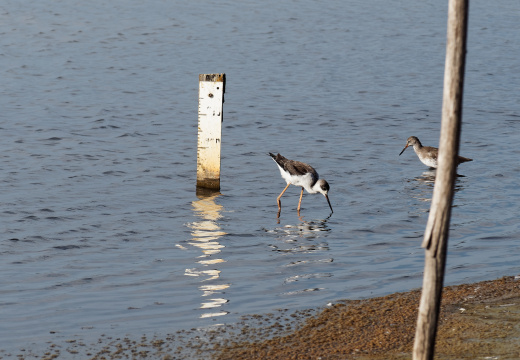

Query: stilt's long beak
[325,194,333,213]
[399,144,409,156]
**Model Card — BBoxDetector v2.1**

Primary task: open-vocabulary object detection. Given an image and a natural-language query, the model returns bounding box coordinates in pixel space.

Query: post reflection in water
[185,189,229,319]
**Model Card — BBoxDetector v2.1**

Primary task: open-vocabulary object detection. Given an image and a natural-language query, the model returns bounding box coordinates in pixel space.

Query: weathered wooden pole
[197,73,225,190]
[413,1,468,359]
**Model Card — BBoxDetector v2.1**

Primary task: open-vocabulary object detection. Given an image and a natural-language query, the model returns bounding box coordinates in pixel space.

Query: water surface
[1,0,519,355]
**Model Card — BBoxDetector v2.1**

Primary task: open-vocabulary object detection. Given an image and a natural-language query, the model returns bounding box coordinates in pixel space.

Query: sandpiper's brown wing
[422,146,438,162]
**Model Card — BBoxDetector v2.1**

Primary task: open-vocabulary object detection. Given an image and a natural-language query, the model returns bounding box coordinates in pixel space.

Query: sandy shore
[4,276,519,359]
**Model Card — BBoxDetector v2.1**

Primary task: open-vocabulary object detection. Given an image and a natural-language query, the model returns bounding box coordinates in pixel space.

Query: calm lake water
[1,0,519,356]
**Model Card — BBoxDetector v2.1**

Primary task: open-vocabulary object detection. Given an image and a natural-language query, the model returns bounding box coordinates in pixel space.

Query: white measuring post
[197,73,225,190]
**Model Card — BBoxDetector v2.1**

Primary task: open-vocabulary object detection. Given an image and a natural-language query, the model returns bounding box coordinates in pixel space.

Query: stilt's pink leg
[277,183,291,211]
[297,187,304,214]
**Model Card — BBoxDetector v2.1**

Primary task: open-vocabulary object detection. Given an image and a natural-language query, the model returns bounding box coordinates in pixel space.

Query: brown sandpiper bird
[399,136,472,168]
[269,153,333,215]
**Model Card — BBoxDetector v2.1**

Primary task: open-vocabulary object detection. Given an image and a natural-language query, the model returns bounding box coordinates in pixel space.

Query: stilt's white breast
[290,172,314,190]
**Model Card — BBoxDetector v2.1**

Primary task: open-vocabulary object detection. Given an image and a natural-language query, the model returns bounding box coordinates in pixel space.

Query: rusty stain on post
[197,73,225,190]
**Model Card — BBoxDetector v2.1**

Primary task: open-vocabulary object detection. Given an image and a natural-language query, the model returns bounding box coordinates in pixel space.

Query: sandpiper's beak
[325,194,333,213]
[399,144,409,156]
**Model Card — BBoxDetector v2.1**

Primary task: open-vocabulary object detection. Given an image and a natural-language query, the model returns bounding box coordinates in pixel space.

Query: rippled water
[1,0,519,355]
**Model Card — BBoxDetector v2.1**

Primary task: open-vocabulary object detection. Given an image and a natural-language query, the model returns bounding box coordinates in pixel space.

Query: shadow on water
[185,188,230,319]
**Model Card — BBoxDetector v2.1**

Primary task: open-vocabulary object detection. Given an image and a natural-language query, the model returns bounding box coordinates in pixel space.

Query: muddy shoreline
[215,275,520,360]
[4,276,519,359]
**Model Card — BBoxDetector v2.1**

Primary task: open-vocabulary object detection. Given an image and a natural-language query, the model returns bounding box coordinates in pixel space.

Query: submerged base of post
[195,184,221,199]
[196,178,221,190]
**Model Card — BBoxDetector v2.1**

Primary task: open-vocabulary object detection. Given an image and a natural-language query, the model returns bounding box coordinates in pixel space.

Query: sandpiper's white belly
[418,153,437,168]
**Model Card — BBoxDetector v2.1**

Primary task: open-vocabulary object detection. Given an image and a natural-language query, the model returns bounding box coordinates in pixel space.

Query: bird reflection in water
[267,216,333,296]
[184,188,229,319]
[405,170,467,210]
[416,169,437,184]
[268,215,332,254]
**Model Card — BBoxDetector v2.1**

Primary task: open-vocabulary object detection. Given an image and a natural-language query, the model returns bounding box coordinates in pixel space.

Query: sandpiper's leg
[276,183,291,210]
[297,187,304,213]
